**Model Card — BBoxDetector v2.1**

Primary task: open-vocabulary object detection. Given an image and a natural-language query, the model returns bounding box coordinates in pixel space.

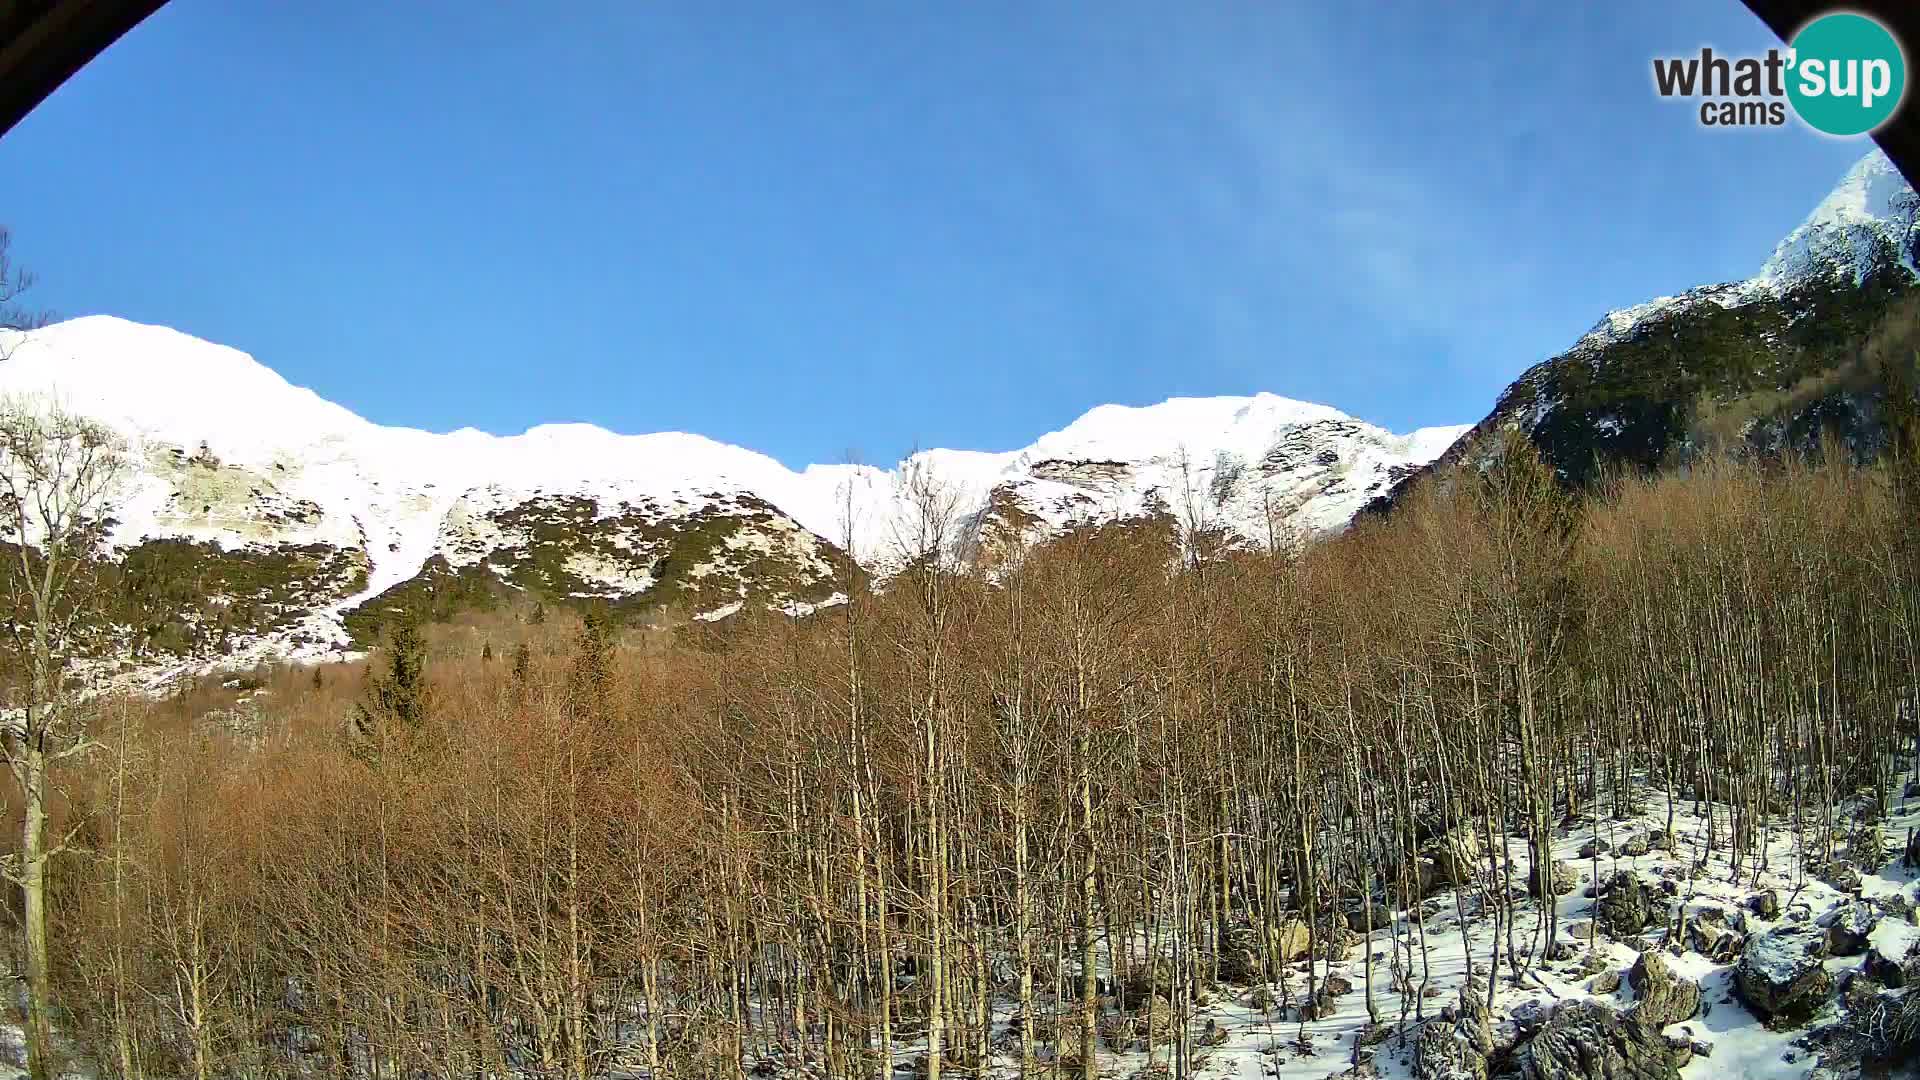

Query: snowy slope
[0,316,1462,662]
[1758,148,1919,288]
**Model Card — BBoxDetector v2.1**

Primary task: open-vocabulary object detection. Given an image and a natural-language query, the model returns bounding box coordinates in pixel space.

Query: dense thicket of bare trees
[13,443,1920,1079]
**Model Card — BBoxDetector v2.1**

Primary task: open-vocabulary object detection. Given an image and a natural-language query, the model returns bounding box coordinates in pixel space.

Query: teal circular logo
[1787,13,1906,136]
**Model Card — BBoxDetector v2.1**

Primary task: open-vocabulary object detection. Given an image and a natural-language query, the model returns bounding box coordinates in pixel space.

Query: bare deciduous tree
[0,397,128,1080]
[0,229,51,361]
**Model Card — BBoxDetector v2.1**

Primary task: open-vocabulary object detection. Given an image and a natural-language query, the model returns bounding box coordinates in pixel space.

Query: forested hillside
[20,416,1920,1080]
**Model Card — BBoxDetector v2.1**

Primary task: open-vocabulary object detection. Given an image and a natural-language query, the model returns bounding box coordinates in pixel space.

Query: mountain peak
[0,315,370,455]
[1567,151,1916,357]
[1758,149,1915,286]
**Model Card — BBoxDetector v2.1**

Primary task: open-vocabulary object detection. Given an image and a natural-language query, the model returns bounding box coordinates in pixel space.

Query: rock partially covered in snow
[1629,950,1700,1029]
[1684,906,1745,963]
[1504,1000,1688,1080]
[1596,871,1660,938]
[1735,923,1833,1025]
[1864,917,1920,988]
[1414,1020,1487,1080]
[1819,901,1878,957]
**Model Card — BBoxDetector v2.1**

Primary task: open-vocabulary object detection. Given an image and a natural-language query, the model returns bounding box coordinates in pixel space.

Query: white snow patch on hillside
[0,318,1461,614]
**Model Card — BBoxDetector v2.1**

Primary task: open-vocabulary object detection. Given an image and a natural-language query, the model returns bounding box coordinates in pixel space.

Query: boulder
[1273,918,1313,961]
[1818,901,1877,957]
[1628,950,1700,1028]
[1687,920,1743,963]
[1735,924,1833,1025]
[1747,889,1781,920]
[1619,833,1650,857]
[1596,871,1658,938]
[1413,1019,1488,1080]
[1818,861,1864,893]
[1422,827,1483,889]
[1344,900,1393,932]
[1504,1000,1689,1080]
[1862,945,1907,988]
[1322,972,1355,997]
[1529,859,1578,898]
[1579,837,1611,859]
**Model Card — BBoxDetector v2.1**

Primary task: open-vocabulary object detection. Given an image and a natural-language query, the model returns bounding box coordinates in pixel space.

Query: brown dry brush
[10,444,1920,1078]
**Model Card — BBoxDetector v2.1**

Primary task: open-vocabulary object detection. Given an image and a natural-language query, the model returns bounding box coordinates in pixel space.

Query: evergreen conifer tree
[353,610,429,744]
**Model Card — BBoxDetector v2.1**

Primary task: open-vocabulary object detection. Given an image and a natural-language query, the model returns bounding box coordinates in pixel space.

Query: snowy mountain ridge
[1570,150,1915,357]
[1384,149,1920,498]
[0,316,1464,664]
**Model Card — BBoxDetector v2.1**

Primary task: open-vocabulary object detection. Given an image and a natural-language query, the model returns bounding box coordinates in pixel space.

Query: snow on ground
[2,757,1911,1078]
[862,769,1920,1080]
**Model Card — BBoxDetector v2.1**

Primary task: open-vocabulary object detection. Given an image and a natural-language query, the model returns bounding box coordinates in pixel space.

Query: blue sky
[0,1,1873,468]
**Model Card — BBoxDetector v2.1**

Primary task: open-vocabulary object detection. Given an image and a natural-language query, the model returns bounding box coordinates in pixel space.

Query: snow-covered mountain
[1573,150,1916,357]
[1387,149,1919,495]
[0,315,1463,664]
